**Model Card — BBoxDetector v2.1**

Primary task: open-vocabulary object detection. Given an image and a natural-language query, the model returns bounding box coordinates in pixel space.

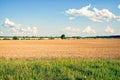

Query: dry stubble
[0,39,120,59]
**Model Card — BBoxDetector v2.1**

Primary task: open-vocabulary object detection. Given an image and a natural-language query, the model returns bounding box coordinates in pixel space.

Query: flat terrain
[0,39,120,80]
[0,39,120,59]
[0,59,120,80]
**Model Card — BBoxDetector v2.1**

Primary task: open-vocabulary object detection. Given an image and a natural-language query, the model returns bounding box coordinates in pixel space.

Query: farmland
[0,39,120,80]
[0,39,120,59]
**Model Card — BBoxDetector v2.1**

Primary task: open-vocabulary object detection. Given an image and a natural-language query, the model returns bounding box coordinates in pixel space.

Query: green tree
[12,36,19,40]
[61,34,65,39]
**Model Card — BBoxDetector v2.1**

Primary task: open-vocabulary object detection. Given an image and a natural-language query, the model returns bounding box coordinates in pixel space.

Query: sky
[0,0,120,36]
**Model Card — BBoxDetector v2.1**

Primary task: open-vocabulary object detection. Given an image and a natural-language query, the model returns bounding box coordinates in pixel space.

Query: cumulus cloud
[63,27,80,35]
[0,31,3,34]
[66,4,120,22]
[69,17,75,20]
[118,4,120,9]
[4,18,20,28]
[82,26,96,34]
[105,26,114,33]
[4,18,38,35]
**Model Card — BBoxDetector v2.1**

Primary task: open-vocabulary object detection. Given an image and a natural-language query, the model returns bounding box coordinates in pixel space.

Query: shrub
[48,37,54,40]
[26,38,30,40]
[38,37,44,40]
[12,36,19,40]
[76,37,81,39]
[3,38,11,40]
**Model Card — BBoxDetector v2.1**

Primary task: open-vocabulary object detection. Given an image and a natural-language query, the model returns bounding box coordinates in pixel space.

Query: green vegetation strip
[0,58,120,80]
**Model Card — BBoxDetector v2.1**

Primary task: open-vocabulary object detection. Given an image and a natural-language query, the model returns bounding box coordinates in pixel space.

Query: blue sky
[0,0,120,36]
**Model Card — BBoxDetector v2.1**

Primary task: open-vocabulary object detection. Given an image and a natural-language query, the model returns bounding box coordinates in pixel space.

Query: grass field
[0,58,120,80]
[0,39,120,80]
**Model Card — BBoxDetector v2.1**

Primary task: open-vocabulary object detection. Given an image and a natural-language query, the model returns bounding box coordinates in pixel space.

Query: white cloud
[69,17,75,20]
[82,26,96,34]
[105,26,114,33]
[118,4,120,9]
[4,18,38,35]
[4,18,20,28]
[63,27,80,35]
[23,27,38,34]
[66,4,120,22]
[0,31,4,34]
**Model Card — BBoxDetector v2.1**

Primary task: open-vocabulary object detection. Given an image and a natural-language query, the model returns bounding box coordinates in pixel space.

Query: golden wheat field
[0,39,120,59]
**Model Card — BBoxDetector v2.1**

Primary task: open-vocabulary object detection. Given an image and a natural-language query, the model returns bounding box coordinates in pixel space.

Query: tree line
[0,34,120,40]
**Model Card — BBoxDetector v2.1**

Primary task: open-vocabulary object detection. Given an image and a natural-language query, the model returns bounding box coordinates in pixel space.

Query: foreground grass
[0,58,120,80]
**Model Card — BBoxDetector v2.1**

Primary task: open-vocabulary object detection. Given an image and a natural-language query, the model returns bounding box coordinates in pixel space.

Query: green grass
[0,58,120,80]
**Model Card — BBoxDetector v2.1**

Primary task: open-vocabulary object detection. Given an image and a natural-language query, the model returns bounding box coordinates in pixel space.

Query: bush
[38,37,44,40]
[76,37,81,39]
[26,38,30,40]
[12,36,19,40]
[48,37,54,40]
[3,38,11,40]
